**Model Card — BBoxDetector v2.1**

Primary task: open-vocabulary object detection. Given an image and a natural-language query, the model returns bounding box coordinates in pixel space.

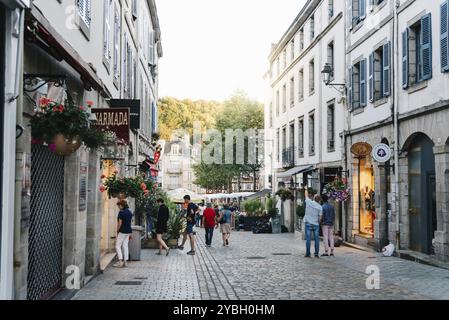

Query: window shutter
[383,41,391,96]
[421,13,432,80]
[348,67,353,110]
[441,1,449,72]
[369,53,374,102]
[360,59,367,107]
[402,29,409,88]
[359,0,366,19]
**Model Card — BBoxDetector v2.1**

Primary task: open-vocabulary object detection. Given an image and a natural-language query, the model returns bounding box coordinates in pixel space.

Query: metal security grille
[28,145,64,300]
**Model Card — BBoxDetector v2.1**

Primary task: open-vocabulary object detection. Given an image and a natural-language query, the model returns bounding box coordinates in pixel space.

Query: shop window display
[359,157,375,236]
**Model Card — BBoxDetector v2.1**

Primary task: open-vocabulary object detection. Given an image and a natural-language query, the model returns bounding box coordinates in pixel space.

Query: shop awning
[245,189,272,200]
[276,165,314,179]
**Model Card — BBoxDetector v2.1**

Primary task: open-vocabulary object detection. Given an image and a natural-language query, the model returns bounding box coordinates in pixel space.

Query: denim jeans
[205,227,214,245]
[305,222,320,256]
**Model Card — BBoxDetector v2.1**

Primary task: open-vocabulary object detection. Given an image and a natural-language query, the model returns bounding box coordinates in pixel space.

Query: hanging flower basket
[100,174,158,199]
[323,177,350,202]
[51,134,82,156]
[30,98,108,155]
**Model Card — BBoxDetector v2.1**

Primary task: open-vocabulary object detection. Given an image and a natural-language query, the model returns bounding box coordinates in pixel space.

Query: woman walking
[156,198,170,256]
[114,199,133,268]
[321,194,336,257]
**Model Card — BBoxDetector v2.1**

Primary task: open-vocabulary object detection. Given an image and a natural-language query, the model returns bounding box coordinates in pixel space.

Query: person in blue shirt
[321,194,336,257]
[113,199,133,268]
[218,205,234,246]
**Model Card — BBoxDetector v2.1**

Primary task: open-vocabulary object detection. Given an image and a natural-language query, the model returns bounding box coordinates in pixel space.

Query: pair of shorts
[220,223,231,234]
[186,223,195,234]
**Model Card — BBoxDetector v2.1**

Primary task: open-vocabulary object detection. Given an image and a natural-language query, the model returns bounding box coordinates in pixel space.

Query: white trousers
[116,232,130,261]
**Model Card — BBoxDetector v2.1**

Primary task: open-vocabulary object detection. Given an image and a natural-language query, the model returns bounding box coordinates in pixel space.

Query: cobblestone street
[72,230,449,300]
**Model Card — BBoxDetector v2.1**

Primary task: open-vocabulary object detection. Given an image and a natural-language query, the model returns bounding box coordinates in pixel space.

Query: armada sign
[91,108,130,143]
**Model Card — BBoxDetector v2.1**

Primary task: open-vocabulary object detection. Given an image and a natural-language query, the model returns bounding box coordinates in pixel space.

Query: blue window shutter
[151,102,156,133]
[369,53,374,102]
[360,59,367,107]
[383,42,391,97]
[421,13,432,80]
[441,1,449,72]
[348,67,353,110]
[359,0,366,19]
[402,29,409,88]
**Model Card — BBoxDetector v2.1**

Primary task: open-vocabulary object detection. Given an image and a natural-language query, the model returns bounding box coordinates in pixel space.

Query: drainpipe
[393,0,401,249]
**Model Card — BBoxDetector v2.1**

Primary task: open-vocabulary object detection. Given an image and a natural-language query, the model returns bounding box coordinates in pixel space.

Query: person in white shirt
[303,190,323,258]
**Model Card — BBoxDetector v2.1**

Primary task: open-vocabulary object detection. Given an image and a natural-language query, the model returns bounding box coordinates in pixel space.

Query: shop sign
[351,142,372,157]
[79,162,88,211]
[110,99,141,130]
[372,143,392,163]
[91,108,130,143]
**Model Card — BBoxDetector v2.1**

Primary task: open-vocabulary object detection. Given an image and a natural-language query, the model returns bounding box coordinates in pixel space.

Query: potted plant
[266,196,281,234]
[164,212,185,248]
[275,188,294,201]
[30,98,106,155]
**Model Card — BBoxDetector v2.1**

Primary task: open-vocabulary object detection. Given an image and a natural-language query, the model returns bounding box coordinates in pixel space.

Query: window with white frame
[309,59,315,94]
[77,0,91,28]
[327,42,335,82]
[369,42,391,102]
[309,112,315,156]
[299,68,304,100]
[283,49,287,69]
[269,103,273,127]
[298,118,304,157]
[290,77,295,107]
[442,1,449,72]
[349,59,367,110]
[276,129,280,162]
[276,90,280,116]
[349,0,366,29]
[282,84,287,113]
[329,0,334,19]
[402,13,432,88]
[327,103,335,152]
[103,0,112,63]
[310,14,315,40]
[113,8,120,83]
[299,28,304,51]
[291,39,295,61]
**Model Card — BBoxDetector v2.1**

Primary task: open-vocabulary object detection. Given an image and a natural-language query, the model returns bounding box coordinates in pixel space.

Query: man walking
[303,190,323,258]
[202,203,216,247]
[321,194,336,257]
[155,198,170,256]
[178,195,199,255]
[218,205,234,246]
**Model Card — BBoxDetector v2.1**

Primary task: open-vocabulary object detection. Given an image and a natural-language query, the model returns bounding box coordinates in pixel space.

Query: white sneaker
[113,261,124,268]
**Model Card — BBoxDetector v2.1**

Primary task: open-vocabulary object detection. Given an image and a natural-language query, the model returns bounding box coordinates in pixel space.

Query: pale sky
[156,0,306,103]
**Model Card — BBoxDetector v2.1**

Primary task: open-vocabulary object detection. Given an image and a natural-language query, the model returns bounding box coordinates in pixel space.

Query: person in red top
[202,203,217,247]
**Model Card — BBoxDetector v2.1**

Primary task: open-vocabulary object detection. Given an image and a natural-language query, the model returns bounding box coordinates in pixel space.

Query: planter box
[243,216,259,231]
[142,238,179,249]
[271,217,281,234]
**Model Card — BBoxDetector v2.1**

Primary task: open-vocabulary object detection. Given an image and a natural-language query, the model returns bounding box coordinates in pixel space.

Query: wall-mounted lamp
[321,63,347,95]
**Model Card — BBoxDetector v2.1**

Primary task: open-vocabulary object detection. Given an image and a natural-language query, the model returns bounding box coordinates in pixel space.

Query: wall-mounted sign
[372,143,392,163]
[91,108,130,143]
[351,142,372,158]
[79,162,88,211]
[110,99,141,130]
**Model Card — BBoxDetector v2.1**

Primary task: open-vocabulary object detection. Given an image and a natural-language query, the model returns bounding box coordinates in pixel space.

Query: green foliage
[101,174,157,199]
[243,199,264,217]
[276,188,294,201]
[157,97,221,141]
[165,211,186,240]
[30,98,107,149]
[266,196,279,218]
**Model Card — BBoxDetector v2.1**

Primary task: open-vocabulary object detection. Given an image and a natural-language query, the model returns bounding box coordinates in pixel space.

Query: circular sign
[372,143,392,163]
[351,142,372,157]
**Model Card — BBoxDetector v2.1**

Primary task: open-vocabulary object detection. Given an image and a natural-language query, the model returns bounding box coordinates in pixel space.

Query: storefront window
[359,157,375,236]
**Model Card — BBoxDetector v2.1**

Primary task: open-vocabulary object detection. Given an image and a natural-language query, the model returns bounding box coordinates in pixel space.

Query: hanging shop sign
[91,108,130,144]
[372,143,392,163]
[110,99,141,130]
[79,162,88,211]
[351,142,372,158]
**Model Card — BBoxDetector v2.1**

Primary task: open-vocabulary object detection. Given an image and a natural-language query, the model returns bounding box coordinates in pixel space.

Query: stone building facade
[4,0,162,300]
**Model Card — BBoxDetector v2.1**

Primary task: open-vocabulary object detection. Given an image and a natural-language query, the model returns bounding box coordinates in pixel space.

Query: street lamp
[321,63,347,95]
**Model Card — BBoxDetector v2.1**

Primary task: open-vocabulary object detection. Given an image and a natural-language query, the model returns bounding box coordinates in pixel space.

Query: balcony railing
[282,147,296,168]
[167,167,182,174]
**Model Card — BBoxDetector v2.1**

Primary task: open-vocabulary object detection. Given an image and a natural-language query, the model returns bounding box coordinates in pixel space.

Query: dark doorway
[408,134,436,254]
[381,138,391,248]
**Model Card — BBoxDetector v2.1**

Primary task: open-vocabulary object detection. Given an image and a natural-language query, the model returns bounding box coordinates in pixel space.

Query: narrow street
[73,230,449,300]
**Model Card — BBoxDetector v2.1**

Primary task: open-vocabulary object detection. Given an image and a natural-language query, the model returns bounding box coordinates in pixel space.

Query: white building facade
[344,0,449,262]
[265,0,346,233]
